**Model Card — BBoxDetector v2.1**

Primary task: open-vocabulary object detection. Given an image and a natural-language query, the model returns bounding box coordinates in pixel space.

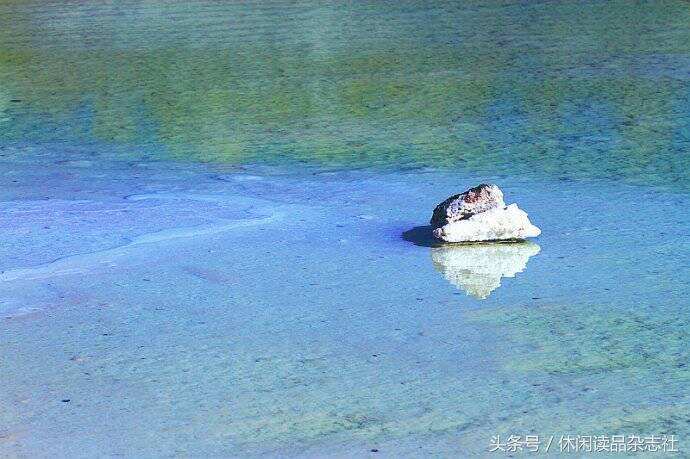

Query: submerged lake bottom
[1,145,688,457]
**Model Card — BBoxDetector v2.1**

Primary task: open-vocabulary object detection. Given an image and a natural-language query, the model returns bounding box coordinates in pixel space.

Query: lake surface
[1,1,689,457]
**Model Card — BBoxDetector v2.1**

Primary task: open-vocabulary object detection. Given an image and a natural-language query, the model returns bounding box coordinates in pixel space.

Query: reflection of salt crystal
[431,242,540,299]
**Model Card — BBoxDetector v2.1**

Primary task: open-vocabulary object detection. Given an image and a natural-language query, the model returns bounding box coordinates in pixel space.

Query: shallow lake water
[1,1,689,457]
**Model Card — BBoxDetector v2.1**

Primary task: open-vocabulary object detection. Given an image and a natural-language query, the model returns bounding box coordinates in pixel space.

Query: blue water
[1,1,689,457]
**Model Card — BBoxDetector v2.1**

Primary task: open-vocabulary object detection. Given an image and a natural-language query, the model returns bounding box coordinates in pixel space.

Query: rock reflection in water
[431,241,540,299]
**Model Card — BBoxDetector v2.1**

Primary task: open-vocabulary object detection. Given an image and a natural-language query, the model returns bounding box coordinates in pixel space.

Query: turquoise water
[1,1,689,457]
[2,0,690,187]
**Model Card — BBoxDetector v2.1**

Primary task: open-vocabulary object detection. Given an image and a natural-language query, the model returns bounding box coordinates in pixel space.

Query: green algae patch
[467,303,689,377]
[459,303,690,442]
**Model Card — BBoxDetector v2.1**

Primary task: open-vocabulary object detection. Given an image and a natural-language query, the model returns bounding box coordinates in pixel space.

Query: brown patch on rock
[430,184,505,229]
